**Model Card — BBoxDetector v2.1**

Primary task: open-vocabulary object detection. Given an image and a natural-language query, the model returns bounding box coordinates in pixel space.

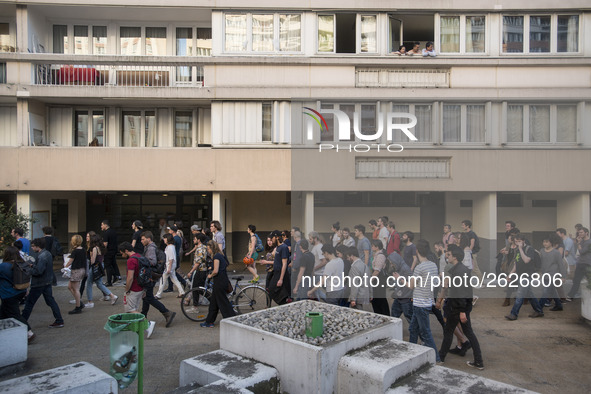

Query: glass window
[340,104,355,141]
[92,111,104,146]
[529,16,551,53]
[196,28,212,56]
[93,26,107,54]
[175,111,192,147]
[252,15,274,52]
[360,104,377,138]
[557,105,576,142]
[507,105,523,142]
[466,16,485,53]
[440,16,460,53]
[53,25,68,53]
[74,111,88,146]
[122,111,141,147]
[176,27,193,56]
[318,15,335,52]
[0,23,10,52]
[262,103,272,141]
[466,105,485,142]
[415,105,432,142]
[360,15,377,53]
[529,105,550,142]
[320,103,334,141]
[280,14,301,51]
[74,25,89,55]
[225,14,247,52]
[145,111,157,147]
[146,27,166,56]
[390,105,410,142]
[502,16,523,53]
[120,27,141,55]
[443,105,461,142]
[557,15,578,52]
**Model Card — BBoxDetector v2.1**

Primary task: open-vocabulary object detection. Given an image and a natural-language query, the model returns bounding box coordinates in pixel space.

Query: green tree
[0,202,33,255]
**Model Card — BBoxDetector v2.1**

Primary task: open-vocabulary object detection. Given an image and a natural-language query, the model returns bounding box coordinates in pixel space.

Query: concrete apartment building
[0,1,589,269]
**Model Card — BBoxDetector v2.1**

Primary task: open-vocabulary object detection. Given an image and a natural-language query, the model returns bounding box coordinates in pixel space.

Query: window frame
[0,20,16,53]
[439,102,491,145]
[436,14,488,55]
[223,12,303,54]
[51,23,109,55]
[316,13,380,55]
[118,25,169,56]
[500,14,581,55]
[120,109,157,147]
[501,102,582,145]
[73,108,106,147]
[173,109,197,147]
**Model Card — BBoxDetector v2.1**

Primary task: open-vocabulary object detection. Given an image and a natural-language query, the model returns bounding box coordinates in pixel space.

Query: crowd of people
[1,216,589,371]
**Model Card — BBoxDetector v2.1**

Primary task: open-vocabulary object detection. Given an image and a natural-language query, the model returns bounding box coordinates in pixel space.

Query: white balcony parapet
[34,64,204,87]
[356,68,449,88]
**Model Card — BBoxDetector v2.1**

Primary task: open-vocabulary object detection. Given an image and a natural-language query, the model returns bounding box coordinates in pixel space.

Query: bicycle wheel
[234,285,271,315]
[180,287,211,322]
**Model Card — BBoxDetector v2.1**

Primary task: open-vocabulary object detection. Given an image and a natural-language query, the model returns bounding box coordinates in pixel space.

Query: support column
[304,192,314,238]
[557,193,590,232]
[16,99,29,146]
[16,192,31,237]
[472,192,497,274]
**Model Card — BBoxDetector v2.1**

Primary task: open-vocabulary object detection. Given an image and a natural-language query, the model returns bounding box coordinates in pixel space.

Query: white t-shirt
[378,227,389,249]
[311,243,325,275]
[462,247,473,270]
[165,244,177,271]
[324,257,344,292]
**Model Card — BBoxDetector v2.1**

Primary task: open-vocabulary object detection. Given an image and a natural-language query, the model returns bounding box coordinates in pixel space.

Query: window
[440,15,485,53]
[505,103,578,143]
[93,26,107,54]
[317,13,376,54]
[318,15,334,53]
[53,24,107,54]
[177,27,212,59]
[442,104,486,143]
[503,14,579,54]
[175,111,193,147]
[0,23,14,52]
[74,110,105,146]
[391,104,433,143]
[176,28,192,82]
[53,25,68,53]
[497,193,522,208]
[120,27,141,56]
[120,26,167,56]
[122,110,156,147]
[262,103,272,142]
[74,25,89,55]
[146,27,166,56]
[360,15,377,53]
[225,13,301,53]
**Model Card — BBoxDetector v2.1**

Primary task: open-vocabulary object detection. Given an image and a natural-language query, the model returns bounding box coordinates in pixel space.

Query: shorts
[69,268,86,282]
[125,290,144,312]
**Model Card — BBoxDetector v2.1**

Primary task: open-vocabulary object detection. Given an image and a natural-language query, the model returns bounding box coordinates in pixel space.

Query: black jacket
[30,249,54,288]
[446,262,473,313]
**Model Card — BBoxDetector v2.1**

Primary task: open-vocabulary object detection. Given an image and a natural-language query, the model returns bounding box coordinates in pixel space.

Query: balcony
[34,63,204,87]
[356,68,449,88]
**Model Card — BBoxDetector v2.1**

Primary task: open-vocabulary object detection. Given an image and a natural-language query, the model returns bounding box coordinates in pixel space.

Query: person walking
[65,235,89,314]
[200,240,236,327]
[86,232,118,307]
[101,220,121,286]
[155,234,185,299]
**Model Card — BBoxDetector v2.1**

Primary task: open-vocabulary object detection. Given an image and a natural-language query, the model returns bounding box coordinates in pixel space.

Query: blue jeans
[22,284,63,324]
[409,306,441,362]
[391,299,413,323]
[539,284,562,310]
[510,284,543,316]
[87,267,111,302]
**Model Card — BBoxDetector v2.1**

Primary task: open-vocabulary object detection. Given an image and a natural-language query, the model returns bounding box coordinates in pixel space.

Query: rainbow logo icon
[303,107,329,133]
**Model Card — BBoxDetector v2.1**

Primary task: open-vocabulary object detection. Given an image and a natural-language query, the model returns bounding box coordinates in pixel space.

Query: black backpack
[50,238,64,258]
[154,248,166,276]
[527,246,542,273]
[472,233,481,254]
[12,260,32,290]
[132,256,153,288]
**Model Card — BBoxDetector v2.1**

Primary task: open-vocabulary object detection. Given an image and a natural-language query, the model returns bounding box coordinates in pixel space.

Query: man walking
[566,227,591,301]
[101,220,121,286]
[11,228,30,255]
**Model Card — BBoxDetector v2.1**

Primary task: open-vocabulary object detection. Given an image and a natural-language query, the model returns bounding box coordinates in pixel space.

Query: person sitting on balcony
[422,42,437,57]
[407,42,421,56]
[393,45,407,56]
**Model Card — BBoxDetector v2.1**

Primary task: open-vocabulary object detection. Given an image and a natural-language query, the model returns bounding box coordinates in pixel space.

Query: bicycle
[180,275,271,322]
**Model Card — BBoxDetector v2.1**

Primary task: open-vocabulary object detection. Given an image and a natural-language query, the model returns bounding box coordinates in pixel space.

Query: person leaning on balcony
[422,41,437,57]
[392,45,407,56]
[407,42,421,56]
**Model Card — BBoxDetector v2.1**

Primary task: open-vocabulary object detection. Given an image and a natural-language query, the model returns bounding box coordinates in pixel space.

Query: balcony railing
[356,68,449,88]
[34,64,204,87]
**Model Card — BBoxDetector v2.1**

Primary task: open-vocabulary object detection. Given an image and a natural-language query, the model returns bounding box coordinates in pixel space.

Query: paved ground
[1,259,590,393]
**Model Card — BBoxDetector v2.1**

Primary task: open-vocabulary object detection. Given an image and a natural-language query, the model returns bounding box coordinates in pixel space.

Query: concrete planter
[581,281,591,322]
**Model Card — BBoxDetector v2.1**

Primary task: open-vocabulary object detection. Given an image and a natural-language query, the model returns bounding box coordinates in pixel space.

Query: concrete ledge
[388,365,537,394]
[179,350,278,393]
[338,338,435,394]
[0,318,27,368]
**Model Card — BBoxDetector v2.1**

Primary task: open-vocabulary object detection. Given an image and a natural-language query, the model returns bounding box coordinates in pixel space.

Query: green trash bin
[104,313,148,393]
[305,312,323,338]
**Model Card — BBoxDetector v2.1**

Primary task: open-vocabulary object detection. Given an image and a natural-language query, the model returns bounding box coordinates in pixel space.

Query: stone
[0,318,27,369]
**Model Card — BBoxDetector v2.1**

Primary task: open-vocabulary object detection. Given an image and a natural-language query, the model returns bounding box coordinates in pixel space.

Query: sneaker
[528,311,544,318]
[49,322,64,328]
[550,306,563,311]
[249,276,260,284]
[84,302,94,308]
[505,314,518,321]
[467,361,484,370]
[102,296,111,301]
[200,322,215,328]
[68,306,83,315]
[436,361,445,366]
[448,346,462,355]
[565,297,574,302]
[111,295,119,305]
[69,299,76,304]
[27,331,36,344]
[459,341,472,357]
[145,321,156,339]
[164,311,176,328]
[163,289,173,293]
[105,283,113,287]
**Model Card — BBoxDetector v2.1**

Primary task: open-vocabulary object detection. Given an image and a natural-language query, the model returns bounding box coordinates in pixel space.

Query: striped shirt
[412,260,438,308]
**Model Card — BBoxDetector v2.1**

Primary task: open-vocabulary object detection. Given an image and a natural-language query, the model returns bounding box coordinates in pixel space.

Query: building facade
[0,0,589,268]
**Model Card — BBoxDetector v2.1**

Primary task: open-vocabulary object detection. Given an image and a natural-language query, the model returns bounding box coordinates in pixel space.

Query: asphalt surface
[1,259,590,393]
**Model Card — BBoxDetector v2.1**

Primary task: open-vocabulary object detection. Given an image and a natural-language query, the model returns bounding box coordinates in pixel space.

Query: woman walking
[245,225,260,283]
[86,232,118,307]
[65,235,88,314]
[200,240,236,327]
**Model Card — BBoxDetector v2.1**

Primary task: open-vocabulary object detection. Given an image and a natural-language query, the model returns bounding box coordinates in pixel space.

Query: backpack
[12,260,32,290]
[254,234,264,253]
[132,256,154,288]
[527,246,542,273]
[182,236,190,255]
[51,238,64,257]
[472,233,481,254]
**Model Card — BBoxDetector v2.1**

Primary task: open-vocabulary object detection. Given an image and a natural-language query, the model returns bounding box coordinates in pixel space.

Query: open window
[387,14,435,54]
[318,13,377,54]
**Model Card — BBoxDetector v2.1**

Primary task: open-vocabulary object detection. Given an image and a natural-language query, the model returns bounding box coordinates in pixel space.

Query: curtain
[502,16,523,53]
[466,105,485,142]
[145,112,157,147]
[122,112,141,147]
[507,105,523,142]
[558,15,578,52]
[529,105,550,142]
[360,15,377,53]
[466,16,485,53]
[252,15,274,52]
[175,111,192,147]
[557,105,576,142]
[53,25,68,53]
[75,111,88,146]
[225,15,247,52]
[415,105,432,142]
[280,14,301,52]
[390,105,409,142]
[318,15,335,52]
[440,16,459,53]
[442,105,461,142]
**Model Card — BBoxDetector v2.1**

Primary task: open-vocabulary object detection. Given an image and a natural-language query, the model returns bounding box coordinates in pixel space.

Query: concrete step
[388,365,537,394]
[0,362,118,394]
[337,338,435,394]
[179,350,279,393]
[166,381,252,394]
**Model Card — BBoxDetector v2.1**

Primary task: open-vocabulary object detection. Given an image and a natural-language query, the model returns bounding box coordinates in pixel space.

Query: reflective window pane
[196,28,212,56]
[74,25,89,55]
[443,105,461,142]
[557,15,579,52]
[175,111,192,147]
[225,14,247,52]
[360,15,377,53]
[252,15,274,52]
[503,16,523,53]
[176,27,193,56]
[53,25,68,53]
[120,27,141,55]
[529,16,551,53]
[262,103,272,141]
[93,26,107,54]
[440,16,460,53]
[507,105,523,142]
[466,16,485,53]
[146,27,166,56]
[529,105,550,142]
[75,111,88,146]
[280,14,301,52]
[318,15,335,52]
[122,111,141,147]
[557,105,576,142]
[92,111,104,146]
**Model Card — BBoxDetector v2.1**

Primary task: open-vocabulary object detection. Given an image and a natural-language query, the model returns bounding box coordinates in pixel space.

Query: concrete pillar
[304,191,314,238]
[472,192,497,274]
[557,193,590,232]
[16,192,31,234]
[16,99,29,146]
[15,5,27,54]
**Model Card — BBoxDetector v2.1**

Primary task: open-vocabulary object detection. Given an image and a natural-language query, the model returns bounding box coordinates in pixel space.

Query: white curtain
[558,16,579,52]
[360,15,377,53]
[145,112,157,147]
[280,14,301,52]
[122,112,141,147]
[466,16,485,53]
[318,15,335,52]
[440,16,459,53]
[252,15,274,52]
[174,111,192,147]
[529,105,550,142]
[391,105,409,142]
[225,15,247,52]
[466,105,485,142]
[442,105,461,142]
[415,105,432,142]
[507,105,523,142]
[557,105,576,142]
